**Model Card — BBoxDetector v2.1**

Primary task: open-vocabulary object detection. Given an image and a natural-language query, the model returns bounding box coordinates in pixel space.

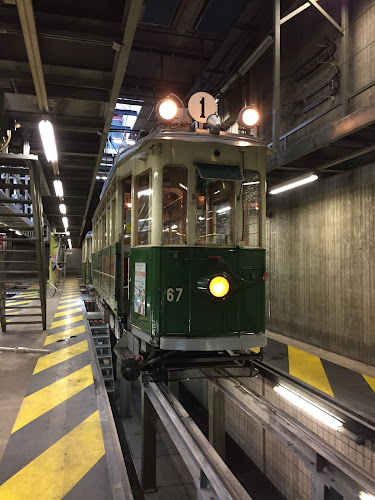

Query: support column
[208,382,225,459]
[311,474,325,500]
[272,0,281,150]
[141,385,157,492]
[341,0,349,116]
[120,377,131,418]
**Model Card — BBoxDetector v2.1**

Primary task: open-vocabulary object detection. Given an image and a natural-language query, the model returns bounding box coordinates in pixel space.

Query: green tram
[85,100,268,378]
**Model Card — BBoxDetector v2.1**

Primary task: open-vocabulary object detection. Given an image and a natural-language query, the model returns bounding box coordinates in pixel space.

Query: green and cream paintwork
[90,129,268,351]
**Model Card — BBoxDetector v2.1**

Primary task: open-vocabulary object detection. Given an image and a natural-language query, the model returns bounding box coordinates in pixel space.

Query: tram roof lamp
[53,179,64,197]
[238,106,260,128]
[156,98,179,122]
[38,120,58,162]
[269,172,318,195]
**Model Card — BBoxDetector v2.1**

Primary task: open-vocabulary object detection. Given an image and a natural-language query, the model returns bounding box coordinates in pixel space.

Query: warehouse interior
[0,0,374,499]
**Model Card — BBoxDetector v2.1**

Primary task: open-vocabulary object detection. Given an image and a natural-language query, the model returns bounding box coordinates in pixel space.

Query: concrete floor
[0,286,62,461]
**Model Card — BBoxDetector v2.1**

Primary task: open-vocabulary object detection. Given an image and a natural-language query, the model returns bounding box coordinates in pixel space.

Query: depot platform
[262,330,375,419]
[0,278,132,500]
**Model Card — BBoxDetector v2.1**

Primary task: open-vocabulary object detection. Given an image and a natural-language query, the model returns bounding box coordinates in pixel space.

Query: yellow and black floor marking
[0,278,117,499]
[263,337,375,416]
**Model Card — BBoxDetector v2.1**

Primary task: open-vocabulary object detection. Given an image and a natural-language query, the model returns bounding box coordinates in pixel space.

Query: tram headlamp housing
[209,276,230,298]
[156,94,182,123]
[238,106,260,129]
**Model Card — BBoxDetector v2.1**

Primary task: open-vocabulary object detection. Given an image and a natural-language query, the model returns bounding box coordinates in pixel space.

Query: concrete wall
[266,162,375,365]
[65,248,82,277]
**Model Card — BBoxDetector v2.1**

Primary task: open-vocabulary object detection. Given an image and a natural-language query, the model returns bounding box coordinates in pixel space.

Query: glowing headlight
[156,98,179,122]
[209,276,230,298]
[238,106,260,128]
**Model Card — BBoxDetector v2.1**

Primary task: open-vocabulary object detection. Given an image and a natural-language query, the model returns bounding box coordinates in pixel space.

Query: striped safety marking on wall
[264,338,375,415]
[0,279,111,499]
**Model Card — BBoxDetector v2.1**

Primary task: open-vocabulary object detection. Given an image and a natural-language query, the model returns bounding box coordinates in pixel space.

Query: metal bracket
[308,0,343,33]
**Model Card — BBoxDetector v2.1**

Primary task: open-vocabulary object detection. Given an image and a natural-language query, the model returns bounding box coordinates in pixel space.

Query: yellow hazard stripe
[12,365,94,433]
[59,298,80,305]
[0,411,105,499]
[54,307,82,318]
[44,325,86,346]
[33,341,89,374]
[363,374,375,392]
[50,315,83,329]
[57,301,80,310]
[288,346,334,396]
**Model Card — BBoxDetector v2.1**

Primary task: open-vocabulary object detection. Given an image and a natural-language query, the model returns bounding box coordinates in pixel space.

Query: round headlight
[156,98,179,122]
[238,106,260,128]
[209,276,230,298]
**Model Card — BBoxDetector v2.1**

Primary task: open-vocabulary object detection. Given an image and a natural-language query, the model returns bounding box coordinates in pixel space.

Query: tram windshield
[195,176,234,246]
[162,166,187,245]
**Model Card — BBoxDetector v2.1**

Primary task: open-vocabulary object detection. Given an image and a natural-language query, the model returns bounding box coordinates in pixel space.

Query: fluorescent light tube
[67,238,72,249]
[62,217,68,229]
[217,206,231,214]
[359,492,375,500]
[39,120,58,162]
[137,188,152,198]
[59,204,66,215]
[274,385,342,430]
[269,173,318,195]
[53,180,64,197]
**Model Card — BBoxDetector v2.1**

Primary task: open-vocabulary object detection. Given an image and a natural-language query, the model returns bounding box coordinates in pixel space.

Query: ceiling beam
[15,0,48,112]
[79,0,144,242]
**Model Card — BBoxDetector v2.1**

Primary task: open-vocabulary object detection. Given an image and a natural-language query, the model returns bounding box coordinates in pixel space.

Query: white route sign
[188,92,218,123]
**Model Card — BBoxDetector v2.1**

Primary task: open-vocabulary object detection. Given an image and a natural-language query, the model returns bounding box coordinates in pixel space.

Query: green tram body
[86,129,268,353]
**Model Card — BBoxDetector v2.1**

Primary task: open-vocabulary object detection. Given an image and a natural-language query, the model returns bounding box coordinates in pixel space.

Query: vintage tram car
[84,96,268,378]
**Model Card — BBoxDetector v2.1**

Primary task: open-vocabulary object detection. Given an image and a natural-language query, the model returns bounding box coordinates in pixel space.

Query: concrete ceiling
[3,0,372,245]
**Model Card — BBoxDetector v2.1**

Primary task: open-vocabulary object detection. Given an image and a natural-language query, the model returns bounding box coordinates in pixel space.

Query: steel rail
[144,381,252,500]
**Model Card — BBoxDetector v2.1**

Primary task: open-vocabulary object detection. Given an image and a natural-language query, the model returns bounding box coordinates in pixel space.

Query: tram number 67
[166,287,183,302]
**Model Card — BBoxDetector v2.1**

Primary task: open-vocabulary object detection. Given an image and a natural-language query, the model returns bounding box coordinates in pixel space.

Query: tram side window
[123,176,132,245]
[195,176,234,245]
[136,171,151,245]
[243,170,260,247]
[162,166,187,245]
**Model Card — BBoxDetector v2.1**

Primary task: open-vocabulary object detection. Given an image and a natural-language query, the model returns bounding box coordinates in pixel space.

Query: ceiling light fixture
[269,172,318,195]
[38,120,58,162]
[62,217,68,229]
[59,204,66,215]
[67,238,72,249]
[53,180,64,197]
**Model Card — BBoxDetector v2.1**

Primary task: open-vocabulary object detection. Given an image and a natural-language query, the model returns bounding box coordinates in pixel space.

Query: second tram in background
[82,92,268,380]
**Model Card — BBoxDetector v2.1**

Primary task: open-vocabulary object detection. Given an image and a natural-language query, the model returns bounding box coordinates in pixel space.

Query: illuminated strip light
[274,385,342,430]
[62,217,69,229]
[67,239,72,249]
[59,204,66,215]
[217,206,231,214]
[359,492,375,500]
[269,173,318,195]
[39,120,58,162]
[243,181,260,186]
[53,180,64,197]
[137,189,152,198]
